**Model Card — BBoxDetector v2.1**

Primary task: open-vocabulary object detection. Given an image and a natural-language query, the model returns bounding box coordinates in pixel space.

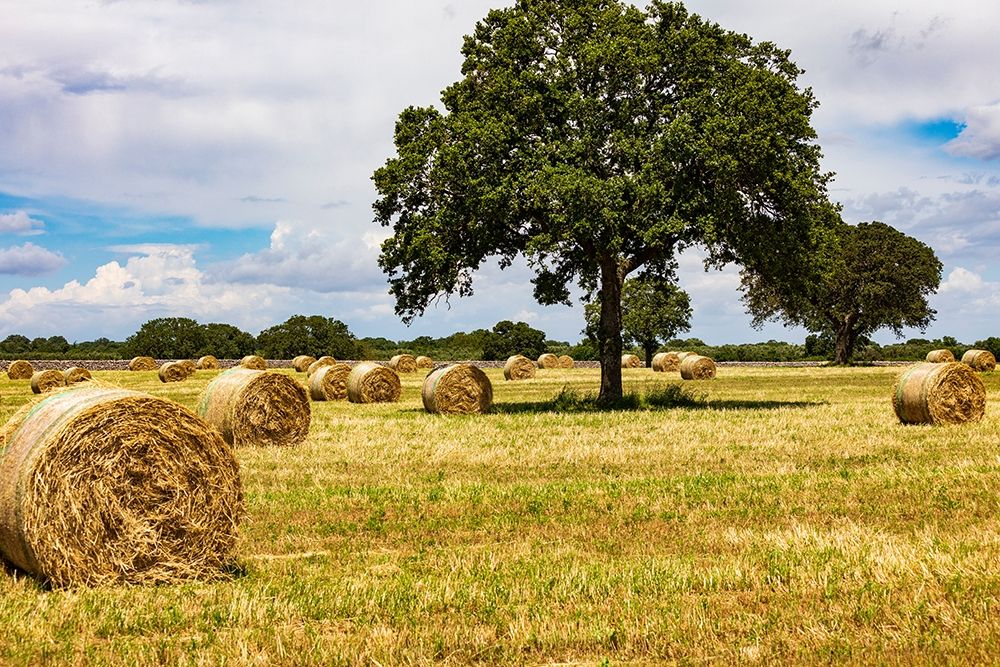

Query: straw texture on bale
[892,362,986,425]
[307,356,336,377]
[62,367,92,384]
[621,354,642,368]
[422,364,493,415]
[503,355,536,381]
[31,370,66,394]
[416,355,434,369]
[347,362,402,404]
[292,355,317,373]
[389,354,418,373]
[558,355,574,369]
[129,356,157,372]
[196,355,220,370]
[537,353,560,369]
[308,363,351,401]
[239,355,267,370]
[926,349,956,363]
[652,352,681,373]
[198,369,310,447]
[177,359,197,377]
[962,349,997,372]
[158,362,189,383]
[679,354,717,380]
[0,385,243,587]
[676,351,694,361]
[6,360,33,380]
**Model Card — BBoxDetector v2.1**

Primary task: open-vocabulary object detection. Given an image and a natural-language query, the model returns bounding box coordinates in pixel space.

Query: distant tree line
[0,315,995,363]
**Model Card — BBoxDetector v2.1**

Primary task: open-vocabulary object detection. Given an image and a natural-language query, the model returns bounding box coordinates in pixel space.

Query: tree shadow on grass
[491,386,826,415]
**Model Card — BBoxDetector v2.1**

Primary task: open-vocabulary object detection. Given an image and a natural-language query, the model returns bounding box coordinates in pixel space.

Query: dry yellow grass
[0,365,997,664]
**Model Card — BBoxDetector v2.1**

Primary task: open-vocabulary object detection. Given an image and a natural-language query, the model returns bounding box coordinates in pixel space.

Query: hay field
[1,365,999,664]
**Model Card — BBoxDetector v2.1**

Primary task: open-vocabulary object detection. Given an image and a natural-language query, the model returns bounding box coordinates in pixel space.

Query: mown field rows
[1,366,998,664]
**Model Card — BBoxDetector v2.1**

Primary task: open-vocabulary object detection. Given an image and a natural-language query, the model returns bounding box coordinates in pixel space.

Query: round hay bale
[129,356,157,372]
[962,349,996,373]
[347,362,401,403]
[62,367,92,384]
[307,356,336,377]
[652,352,681,373]
[6,360,33,380]
[292,355,317,373]
[177,359,197,377]
[926,349,956,363]
[415,355,434,369]
[196,355,220,370]
[158,362,189,383]
[389,354,418,373]
[422,364,493,414]
[537,353,560,369]
[30,370,66,394]
[308,362,352,401]
[239,355,267,370]
[198,369,310,447]
[892,362,986,425]
[679,354,717,380]
[0,385,243,587]
[676,351,694,361]
[503,355,536,381]
[621,354,642,368]
[558,355,574,369]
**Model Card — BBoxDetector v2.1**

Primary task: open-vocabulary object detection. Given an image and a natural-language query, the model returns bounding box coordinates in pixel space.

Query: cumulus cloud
[213,221,386,293]
[0,210,45,235]
[946,104,1000,161]
[0,242,66,275]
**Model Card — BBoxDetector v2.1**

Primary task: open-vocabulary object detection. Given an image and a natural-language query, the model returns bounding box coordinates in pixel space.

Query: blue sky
[0,0,998,344]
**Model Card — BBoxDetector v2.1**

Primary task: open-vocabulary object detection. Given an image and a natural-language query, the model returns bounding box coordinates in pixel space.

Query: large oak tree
[373,0,835,402]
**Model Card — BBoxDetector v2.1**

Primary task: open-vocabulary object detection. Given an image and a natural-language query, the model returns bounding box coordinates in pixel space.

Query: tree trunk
[597,259,624,404]
[834,316,857,365]
[643,343,656,369]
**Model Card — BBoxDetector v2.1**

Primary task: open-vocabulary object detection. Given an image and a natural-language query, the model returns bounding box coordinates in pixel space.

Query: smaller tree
[481,321,547,361]
[585,279,692,367]
[200,323,257,359]
[741,221,942,365]
[0,334,31,354]
[256,315,363,360]
[125,318,206,358]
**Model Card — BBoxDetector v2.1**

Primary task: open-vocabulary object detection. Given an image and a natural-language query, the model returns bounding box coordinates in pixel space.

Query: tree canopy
[373,0,835,401]
[741,220,942,364]
[125,317,207,359]
[256,315,363,360]
[481,320,548,361]
[585,278,691,366]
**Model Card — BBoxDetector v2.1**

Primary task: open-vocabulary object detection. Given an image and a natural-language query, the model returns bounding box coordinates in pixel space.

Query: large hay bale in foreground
[504,355,536,381]
[196,355,220,370]
[558,355,574,369]
[308,363,352,401]
[239,355,267,370]
[292,355,317,373]
[6,360,33,380]
[158,362,188,383]
[621,354,642,368]
[422,364,493,415]
[389,354,418,373]
[307,356,336,377]
[129,356,157,372]
[347,362,401,404]
[416,355,434,369]
[0,386,243,587]
[926,349,956,363]
[679,354,717,380]
[652,352,681,373]
[892,362,986,425]
[31,370,66,394]
[198,369,310,447]
[62,367,92,384]
[962,349,997,372]
[537,353,560,369]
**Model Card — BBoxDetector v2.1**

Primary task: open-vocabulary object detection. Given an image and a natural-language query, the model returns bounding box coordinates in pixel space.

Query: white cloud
[0,242,65,275]
[946,104,1000,161]
[938,267,990,294]
[0,210,45,235]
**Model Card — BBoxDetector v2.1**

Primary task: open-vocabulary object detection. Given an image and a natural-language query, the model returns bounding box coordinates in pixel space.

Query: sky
[0,0,998,345]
